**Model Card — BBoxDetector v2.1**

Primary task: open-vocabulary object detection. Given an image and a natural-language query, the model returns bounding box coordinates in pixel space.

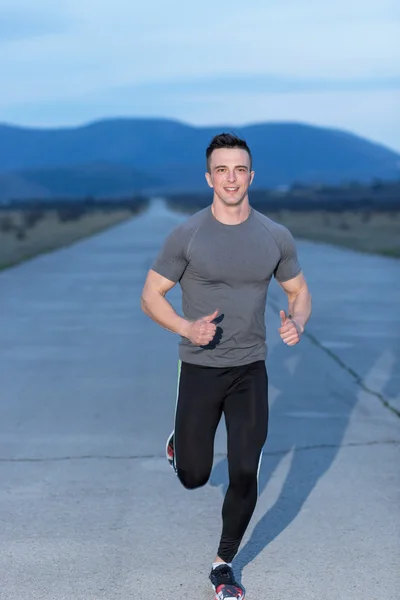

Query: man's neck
[211,197,251,225]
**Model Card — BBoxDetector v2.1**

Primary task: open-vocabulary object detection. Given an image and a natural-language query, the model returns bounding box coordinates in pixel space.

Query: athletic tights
[173,359,269,563]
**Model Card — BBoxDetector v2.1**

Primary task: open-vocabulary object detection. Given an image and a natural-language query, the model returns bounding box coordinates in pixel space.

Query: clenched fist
[186,310,219,346]
[278,310,302,346]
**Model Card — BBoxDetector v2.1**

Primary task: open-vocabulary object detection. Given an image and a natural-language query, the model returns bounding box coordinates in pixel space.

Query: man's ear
[249,170,255,185]
[205,172,213,188]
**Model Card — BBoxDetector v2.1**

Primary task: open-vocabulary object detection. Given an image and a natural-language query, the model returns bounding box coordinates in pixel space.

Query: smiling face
[205,147,255,206]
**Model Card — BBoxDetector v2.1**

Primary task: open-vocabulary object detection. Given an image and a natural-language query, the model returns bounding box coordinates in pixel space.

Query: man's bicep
[278,271,307,295]
[142,269,177,297]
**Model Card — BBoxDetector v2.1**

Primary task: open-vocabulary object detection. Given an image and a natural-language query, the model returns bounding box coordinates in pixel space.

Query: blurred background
[0,0,399,267]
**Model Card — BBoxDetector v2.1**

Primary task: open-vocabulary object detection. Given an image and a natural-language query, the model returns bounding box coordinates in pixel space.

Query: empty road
[1,199,399,600]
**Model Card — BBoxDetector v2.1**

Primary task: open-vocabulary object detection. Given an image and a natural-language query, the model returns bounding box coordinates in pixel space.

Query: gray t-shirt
[151,206,302,367]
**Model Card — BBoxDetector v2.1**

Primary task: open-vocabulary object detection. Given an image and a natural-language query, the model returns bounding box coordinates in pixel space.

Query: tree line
[165,180,400,212]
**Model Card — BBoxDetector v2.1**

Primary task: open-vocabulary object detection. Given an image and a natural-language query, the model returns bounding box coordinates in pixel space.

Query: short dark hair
[206,133,252,172]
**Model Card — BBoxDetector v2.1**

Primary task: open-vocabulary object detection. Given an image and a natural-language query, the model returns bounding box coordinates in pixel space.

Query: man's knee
[230,464,258,496]
[177,468,210,490]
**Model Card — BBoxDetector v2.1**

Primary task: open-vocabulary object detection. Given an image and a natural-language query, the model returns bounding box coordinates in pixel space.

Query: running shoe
[209,564,245,600]
[165,431,177,473]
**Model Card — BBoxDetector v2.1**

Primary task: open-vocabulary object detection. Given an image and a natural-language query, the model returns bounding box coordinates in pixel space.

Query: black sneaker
[209,564,245,600]
[165,431,177,473]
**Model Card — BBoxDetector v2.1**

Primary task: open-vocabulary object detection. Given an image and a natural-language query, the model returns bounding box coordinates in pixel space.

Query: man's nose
[226,170,236,182]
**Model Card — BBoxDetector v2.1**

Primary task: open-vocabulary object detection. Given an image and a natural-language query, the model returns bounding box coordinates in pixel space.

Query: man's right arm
[140,269,191,337]
[141,269,218,346]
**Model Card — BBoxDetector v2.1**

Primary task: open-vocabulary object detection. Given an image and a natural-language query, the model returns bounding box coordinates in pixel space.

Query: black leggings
[173,360,269,563]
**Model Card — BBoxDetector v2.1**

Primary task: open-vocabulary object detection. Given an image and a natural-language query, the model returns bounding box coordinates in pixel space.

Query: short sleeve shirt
[152,206,302,367]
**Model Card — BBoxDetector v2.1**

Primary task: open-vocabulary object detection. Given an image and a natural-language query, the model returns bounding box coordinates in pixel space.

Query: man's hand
[278,310,303,346]
[185,310,219,346]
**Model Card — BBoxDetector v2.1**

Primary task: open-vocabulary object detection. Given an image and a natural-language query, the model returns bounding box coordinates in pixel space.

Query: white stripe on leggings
[256,448,264,496]
[171,359,182,465]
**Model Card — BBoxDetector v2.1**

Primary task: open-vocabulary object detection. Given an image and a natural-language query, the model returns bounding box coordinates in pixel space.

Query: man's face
[205,148,255,206]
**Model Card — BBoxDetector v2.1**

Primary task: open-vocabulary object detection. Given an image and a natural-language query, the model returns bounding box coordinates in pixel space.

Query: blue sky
[1,0,400,150]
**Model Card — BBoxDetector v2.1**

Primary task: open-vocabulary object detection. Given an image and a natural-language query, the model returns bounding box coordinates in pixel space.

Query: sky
[1,0,400,151]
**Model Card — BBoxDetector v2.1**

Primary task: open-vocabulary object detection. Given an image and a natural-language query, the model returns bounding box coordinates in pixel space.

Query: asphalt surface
[1,199,399,600]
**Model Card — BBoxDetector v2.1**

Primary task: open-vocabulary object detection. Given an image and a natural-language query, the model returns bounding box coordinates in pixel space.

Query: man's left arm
[278,272,312,346]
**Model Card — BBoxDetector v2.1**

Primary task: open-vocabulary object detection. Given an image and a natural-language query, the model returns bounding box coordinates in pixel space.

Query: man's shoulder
[251,208,293,241]
[168,206,211,239]
[181,206,211,229]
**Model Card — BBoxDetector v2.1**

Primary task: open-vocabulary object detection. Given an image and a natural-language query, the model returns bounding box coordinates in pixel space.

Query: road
[1,199,399,600]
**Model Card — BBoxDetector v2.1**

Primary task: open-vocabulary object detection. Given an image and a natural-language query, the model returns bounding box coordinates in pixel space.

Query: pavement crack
[260,439,400,456]
[1,440,398,463]
[268,299,400,418]
[0,454,158,463]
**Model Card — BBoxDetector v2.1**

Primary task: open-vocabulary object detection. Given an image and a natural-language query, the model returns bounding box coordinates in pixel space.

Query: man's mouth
[224,187,239,193]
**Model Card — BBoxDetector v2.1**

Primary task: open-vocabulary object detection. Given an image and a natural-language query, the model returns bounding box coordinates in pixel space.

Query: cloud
[2,0,399,88]
[0,0,399,149]
[110,75,400,96]
[0,5,73,42]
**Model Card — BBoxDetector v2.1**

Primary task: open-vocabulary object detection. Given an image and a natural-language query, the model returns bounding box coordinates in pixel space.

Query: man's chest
[186,232,280,285]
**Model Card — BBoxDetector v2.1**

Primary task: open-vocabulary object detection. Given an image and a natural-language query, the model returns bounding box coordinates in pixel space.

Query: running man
[141,133,312,599]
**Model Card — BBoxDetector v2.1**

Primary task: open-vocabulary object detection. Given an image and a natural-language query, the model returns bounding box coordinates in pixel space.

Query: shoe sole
[213,590,245,600]
[212,584,245,600]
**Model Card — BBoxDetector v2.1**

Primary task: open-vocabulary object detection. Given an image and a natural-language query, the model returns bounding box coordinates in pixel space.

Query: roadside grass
[265,210,400,258]
[0,207,138,271]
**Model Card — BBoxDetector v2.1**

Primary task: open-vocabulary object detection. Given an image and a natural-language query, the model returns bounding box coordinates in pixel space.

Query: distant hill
[0,162,160,201]
[0,118,399,200]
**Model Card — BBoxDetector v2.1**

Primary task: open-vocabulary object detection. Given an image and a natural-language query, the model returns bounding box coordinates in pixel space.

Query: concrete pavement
[0,199,399,600]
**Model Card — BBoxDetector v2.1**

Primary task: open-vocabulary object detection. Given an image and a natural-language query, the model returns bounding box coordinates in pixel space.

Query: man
[141,133,312,600]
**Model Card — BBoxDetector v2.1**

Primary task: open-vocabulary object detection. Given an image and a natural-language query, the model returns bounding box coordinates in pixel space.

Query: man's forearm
[141,291,190,338]
[288,287,312,333]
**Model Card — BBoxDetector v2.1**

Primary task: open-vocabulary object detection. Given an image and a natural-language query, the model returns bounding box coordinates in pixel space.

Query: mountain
[0,118,399,199]
[0,163,160,201]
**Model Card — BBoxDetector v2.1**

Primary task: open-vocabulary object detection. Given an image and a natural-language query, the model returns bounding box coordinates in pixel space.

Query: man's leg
[217,360,269,563]
[173,362,224,489]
